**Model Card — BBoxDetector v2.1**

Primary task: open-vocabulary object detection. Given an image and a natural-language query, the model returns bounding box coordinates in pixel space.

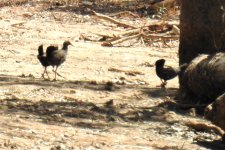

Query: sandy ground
[0,2,223,150]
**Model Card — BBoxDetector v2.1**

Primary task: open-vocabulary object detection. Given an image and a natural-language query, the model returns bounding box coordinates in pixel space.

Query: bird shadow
[141,87,179,98]
[0,80,224,149]
[0,74,186,128]
[1,74,173,94]
[195,139,225,150]
[0,96,179,129]
[0,74,120,92]
[0,74,200,113]
[2,95,224,150]
[1,74,223,148]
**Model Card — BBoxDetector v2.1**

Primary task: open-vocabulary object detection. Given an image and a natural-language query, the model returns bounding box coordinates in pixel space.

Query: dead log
[180,52,225,104]
[205,93,225,131]
[185,120,224,136]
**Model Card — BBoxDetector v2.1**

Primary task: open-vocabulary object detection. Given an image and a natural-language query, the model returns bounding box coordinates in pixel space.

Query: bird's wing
[162,67,178,80]
[52,50,66,62]
[46,45,58,57]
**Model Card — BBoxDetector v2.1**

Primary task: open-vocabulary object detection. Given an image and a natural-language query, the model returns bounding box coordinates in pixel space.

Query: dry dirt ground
[0,1,224,150]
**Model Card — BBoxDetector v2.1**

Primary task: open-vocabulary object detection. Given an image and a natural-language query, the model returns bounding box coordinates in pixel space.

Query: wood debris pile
[80,10,180,47]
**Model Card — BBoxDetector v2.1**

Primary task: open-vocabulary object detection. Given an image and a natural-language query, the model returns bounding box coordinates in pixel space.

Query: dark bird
[37,44,50,79]
[46,41,72,80]
[155,59,187,88]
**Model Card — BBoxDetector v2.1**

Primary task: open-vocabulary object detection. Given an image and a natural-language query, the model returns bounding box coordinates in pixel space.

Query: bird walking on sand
[46,41,72,80]
[155,59,187,88]
[37,45,50,79]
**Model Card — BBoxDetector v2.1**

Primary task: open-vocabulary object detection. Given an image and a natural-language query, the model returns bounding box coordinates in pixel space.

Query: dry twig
[91,10,138,29]
[89,11,179,47]
[102,33,141,47]
[109,11,140,18]
[108,67,144,76]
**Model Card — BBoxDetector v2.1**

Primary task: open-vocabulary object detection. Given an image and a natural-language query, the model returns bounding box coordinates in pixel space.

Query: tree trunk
[178,0,225,102]
[179,0,225,65]
[180,53,225,104]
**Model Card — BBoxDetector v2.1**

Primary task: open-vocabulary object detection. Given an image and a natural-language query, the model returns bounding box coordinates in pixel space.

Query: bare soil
[0,1,224,150]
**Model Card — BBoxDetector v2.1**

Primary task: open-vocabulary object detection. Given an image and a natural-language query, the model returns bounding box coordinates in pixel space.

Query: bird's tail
[38,45,44,56]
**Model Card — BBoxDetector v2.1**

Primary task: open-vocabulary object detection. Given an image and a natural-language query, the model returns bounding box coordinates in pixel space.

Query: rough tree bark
[180,53,225,104]
[178,0,225,134]
[178,0,225,102]
[179,0,225,65]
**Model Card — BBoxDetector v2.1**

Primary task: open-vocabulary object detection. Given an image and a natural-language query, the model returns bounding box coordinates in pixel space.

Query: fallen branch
[102,33,141,47]
[185,120,224,136]
[108,67,144,76]
[101,32,178,47]
[88,15,180,47]
[142,33,179,40]
[79,34,99,42]
[109,11,140,18]
[91,32,115,39]
[91,10,138,29]
[11,21,27,27]
[117,28,142,37]
[92,28,141,39]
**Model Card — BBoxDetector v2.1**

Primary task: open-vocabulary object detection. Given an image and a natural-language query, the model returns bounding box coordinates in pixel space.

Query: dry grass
[1,0,174,7]
[1,0,179,20]
[0,0,29,7]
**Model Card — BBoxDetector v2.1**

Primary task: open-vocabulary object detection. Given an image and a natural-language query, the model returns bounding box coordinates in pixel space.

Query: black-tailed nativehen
[46,41,72,80]
[155,59,187,88]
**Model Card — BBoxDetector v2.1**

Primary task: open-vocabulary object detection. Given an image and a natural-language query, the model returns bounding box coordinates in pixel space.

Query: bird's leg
[41,73,45,79]
[52,66,55,73]
[53,66,58,81]
[55,72,65,78]
[41,67,47,79]
[159,79,165,88]
[44,67,50,79]
[161,80,167,88]
[52,66,65,80]
[164,81,167,86]
[52,66,65,79]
